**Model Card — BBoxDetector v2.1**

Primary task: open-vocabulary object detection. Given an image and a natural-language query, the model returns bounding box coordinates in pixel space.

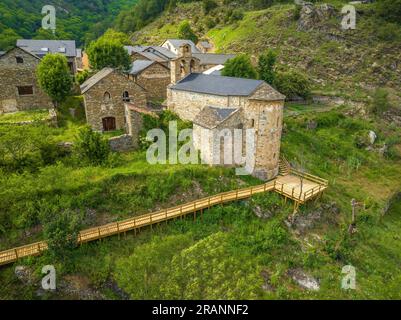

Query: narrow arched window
[122,91,130,102]
[103,92,111,102]
[251,119,255,128]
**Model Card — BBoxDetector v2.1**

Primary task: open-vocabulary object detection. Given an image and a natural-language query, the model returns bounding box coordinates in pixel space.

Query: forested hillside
[0,0,137,50]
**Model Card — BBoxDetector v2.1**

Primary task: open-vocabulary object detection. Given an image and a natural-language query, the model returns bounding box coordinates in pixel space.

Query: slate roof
[124,45,150,55]
[193,106,240,129]
[198,41,212,49]
[162,39,200,53]
[144,46,177,60]
[171,73,265,97]
[193,53,235,65]
[129,60,155,75]
[17,39,77,57]
[80,68,114,94]
[203,65,225,76]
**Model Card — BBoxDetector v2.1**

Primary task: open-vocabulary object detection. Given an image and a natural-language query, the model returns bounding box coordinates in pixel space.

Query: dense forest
[0,0,137,50]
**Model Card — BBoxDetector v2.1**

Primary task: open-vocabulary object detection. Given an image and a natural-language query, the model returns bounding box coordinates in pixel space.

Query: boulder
[288,268,320,291]
[15,266,34,285]
[297,3,336,32]
[368,130,377,145]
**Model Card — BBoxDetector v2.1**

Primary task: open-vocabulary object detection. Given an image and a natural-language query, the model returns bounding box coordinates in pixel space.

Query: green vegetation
[0,0,138,50]
[37,54,73,105]
[222,54,257,79]
[258,49,277,85]
[75,127,112,166]
[0,109,49,124]
[274,70,311,100]
[86,30,131,71]
[177,20,198,44]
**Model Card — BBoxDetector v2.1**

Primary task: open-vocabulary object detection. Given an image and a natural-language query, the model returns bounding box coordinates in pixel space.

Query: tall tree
[86,37,131,71]
[37,54,73,106]
[258,50,276,85]
[177,20,198,44]
[221,54,257,79]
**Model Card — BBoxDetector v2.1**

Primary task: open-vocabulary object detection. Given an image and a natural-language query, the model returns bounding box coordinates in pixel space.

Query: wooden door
[102,117,116,131]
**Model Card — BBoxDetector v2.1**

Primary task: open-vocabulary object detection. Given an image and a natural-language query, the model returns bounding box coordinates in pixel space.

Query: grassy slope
[0,102,400,299]
[133,1,401,101]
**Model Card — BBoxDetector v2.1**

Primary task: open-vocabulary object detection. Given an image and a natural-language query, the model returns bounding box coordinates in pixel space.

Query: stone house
[128,60,171,101]
[167,73,286,180]
[17,39,81,74]
[80,68,147,132]
[161,39,200,55]
[0,47,53,113]
[197,41,213,53]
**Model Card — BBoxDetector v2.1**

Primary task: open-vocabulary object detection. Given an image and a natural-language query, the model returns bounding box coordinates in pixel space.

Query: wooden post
[14,249,18,260]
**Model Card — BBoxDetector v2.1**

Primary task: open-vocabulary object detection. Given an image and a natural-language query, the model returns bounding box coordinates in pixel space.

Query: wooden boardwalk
[0,167,328,267]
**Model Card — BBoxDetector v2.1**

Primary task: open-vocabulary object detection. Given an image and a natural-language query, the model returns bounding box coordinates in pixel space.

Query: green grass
[0,109,49,124]
[1,103,400,299]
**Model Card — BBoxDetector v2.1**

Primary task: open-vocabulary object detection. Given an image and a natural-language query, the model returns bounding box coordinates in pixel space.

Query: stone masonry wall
[83,71,147,132]
[167,89,246,121]
[135,63,170,101]
[0,48,53,113]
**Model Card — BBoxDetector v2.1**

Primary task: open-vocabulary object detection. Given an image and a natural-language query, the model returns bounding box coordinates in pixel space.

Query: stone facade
[168,81,285,181]
[0,47,53,113]
[131,63,171,101]
[81,69,147,132]
[170,44,201,84]
[109,134,135,152]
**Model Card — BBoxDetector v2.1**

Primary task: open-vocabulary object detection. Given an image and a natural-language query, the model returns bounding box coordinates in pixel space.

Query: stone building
[197,40,213,53]
[0,47,53,113]
[80,68,147,132]
[161,39,200,55]
[167,73,286,180]
[16,39,81,74]
[170,44,201,84]
[128,60,171,101]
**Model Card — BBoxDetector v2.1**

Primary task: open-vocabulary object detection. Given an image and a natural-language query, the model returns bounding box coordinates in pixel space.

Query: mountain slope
[130,1,401,101]
[0,0,138,50]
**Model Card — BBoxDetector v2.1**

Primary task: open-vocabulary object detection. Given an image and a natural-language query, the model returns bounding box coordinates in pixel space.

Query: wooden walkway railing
[0,181,277,266]
[0,165,329,267]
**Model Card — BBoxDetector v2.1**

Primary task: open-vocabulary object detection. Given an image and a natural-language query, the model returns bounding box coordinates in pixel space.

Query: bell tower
[170,44,200,84]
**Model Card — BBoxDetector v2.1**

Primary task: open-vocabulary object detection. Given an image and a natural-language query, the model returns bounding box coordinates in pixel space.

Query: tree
[177,20,198,44]
[370,88,391,115]
[221,54,257,79]
[75,126,111,166]
[203,0,218,14]
[258,50,277,85]
[376,0,401,24]
[86,36,131,71]
[37,54,73,106]
[39,201,83,259]
[273,70,311,100]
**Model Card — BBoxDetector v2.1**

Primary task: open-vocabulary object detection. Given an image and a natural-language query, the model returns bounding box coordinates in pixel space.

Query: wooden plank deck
[0,170,328,267]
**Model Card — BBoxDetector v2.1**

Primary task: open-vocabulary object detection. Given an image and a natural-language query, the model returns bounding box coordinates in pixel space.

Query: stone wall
[109,134,135,152]
[134,63,170,101]
[0,47,53,113]
[82,71,147,132]
[167,88,247,121]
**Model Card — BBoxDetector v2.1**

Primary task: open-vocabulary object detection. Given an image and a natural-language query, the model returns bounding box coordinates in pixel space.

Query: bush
[376,0,401,24]
[370,88,391,115]
[221,54,257,79]
[76,70,90,85]
[177,20,198,44]
[74,126,111,166]
[274,70,311,100]
[203,0,218,14]
[258,50,277,85]
[39,201,83,259]
[377,23,400,41]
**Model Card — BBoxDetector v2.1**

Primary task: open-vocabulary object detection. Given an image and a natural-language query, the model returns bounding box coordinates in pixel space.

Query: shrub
[203,0,218,14]
[76,70,90,85]
[370,88,391,115]
[222,54,257,79]
[177,20,198,44]
[377,23,400,41]
[376,0,401,24]
[39,201,83,259]
[258,50,277,85]
[274,70,311,100]
[74,126,111,166]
